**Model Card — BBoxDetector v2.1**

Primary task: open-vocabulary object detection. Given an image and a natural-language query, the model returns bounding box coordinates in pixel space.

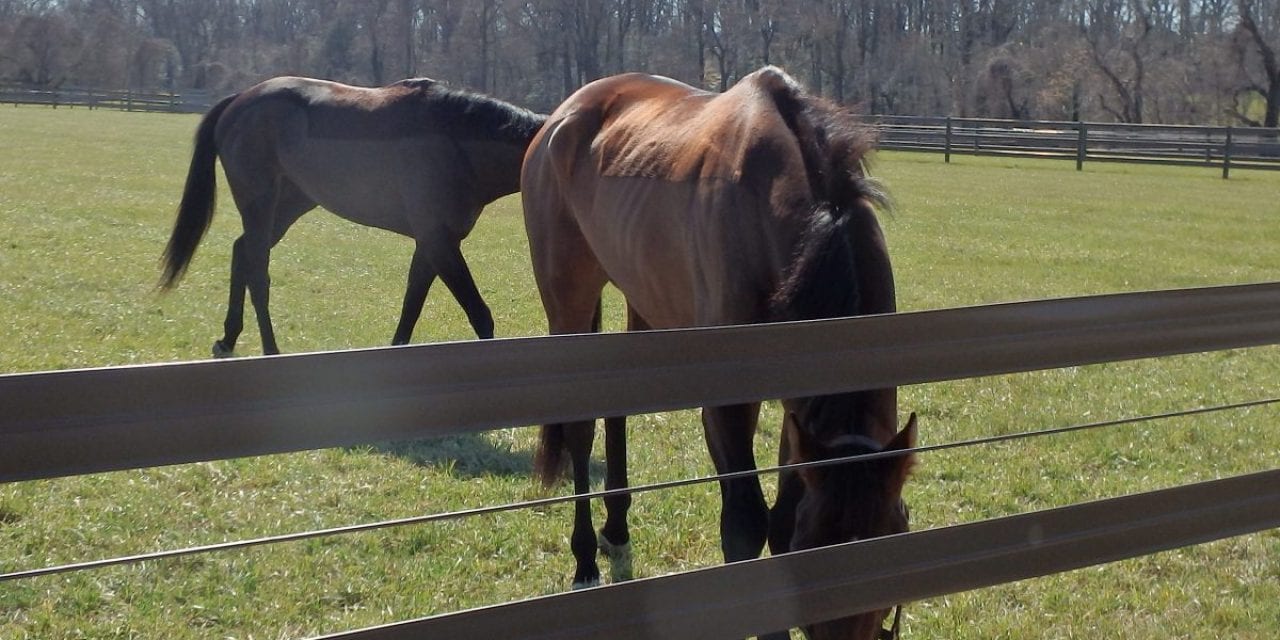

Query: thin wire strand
[4,395,1277,583]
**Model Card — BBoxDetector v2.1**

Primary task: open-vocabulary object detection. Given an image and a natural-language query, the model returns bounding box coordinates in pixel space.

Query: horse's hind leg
[598,305,648,582]
[217,230,279,355]
[214,236,248,357]
[598,415,632,583]
[218,174,312,356]
[523,178,611,588]
[565,420,601,589]
[548,295,608,589]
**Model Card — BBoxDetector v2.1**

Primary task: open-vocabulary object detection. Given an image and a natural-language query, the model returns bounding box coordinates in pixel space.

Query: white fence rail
[4,282,1280,637]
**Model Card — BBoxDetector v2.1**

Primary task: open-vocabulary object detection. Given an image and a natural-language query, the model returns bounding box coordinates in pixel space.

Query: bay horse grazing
[160,76,548,356]
[522,67,917,640]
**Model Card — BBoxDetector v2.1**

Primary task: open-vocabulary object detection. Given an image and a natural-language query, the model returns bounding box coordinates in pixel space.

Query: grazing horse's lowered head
[782,399,917,640]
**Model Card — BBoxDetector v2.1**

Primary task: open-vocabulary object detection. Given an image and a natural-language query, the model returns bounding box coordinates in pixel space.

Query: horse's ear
[883,412,918,496]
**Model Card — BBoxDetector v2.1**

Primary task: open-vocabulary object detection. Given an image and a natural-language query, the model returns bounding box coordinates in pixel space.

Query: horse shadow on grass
[370,432,607,481]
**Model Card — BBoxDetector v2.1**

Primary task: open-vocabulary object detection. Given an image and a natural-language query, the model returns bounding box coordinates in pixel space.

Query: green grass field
[2,105,1279,639]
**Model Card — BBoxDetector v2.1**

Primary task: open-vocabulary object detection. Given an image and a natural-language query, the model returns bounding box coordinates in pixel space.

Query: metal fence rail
[4,281,1280,637]
[6,282,1280,484]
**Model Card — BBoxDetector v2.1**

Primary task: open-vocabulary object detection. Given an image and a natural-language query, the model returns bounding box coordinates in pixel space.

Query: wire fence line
[4,394,1277,585]
[4,281,1280,637]
[317,469,1280,640]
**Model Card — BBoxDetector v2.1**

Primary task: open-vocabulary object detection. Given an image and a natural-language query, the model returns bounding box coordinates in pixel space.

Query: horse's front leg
[423,230,494,340]
[391,242,438,346]
[702,403,769,564]
[768,412,804,556]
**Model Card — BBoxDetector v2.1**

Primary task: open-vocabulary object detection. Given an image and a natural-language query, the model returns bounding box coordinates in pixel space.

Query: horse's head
[782,399,917,640]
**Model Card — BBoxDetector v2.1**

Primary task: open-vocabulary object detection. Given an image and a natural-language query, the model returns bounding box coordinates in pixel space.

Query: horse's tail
[533,423,566,487]
[534,298,605,487]
[159,93,237,289]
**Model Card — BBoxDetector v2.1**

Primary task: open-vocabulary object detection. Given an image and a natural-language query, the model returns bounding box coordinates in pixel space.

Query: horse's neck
[464,139,528,205]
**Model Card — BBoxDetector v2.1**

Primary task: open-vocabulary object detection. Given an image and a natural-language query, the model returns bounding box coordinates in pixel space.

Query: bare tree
[0,0,1266,124]
[1085,0,1155,122]
[1234,0,1280,126]
[9,13,81,85]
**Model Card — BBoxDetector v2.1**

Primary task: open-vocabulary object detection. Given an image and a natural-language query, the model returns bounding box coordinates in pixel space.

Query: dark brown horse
[160,76,547,356]
[521,67,916,640]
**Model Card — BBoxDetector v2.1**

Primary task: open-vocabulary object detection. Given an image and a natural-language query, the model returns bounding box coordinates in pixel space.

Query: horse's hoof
[571,577,600,590]
[598,532,634,583]
[211,341,234,358]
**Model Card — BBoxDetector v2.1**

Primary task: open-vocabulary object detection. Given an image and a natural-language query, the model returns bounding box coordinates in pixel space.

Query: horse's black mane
[763,67,888,324]
[402,78,548,146]
[770,212,860,321]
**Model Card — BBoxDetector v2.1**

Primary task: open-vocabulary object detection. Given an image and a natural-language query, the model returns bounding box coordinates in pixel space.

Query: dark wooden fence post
[945,116,953,163]
[1076,122,1087,171]
[1222,126,1233,180]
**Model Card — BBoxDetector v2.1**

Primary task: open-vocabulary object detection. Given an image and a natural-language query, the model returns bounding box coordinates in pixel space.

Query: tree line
[1,0,1278,126]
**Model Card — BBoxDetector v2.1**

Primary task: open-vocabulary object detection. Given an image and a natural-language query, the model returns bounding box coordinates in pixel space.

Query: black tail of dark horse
[159,93,237,289]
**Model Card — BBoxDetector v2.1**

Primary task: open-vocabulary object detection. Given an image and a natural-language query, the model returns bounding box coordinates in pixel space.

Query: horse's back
[546,70,810,185]
[211,76,491,236]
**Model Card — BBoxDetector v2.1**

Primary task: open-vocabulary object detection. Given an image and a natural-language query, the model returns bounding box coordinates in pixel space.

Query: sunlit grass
[1,107,1279,639]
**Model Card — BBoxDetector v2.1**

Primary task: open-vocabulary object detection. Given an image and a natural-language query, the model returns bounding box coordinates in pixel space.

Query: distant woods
[1,0,1278,125]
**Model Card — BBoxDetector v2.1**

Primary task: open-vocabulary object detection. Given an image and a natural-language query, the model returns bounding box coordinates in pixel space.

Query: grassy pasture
[1,105,1279,639]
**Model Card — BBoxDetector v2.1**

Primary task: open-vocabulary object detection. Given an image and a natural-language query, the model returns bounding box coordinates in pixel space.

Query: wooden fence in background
[874,115,1280,178]
[4,282,1280,638]
[0,84,212,113]
[5,84,1277,178]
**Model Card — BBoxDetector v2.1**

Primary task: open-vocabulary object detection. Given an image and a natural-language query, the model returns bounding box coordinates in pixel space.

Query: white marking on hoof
[571,577,600,590]
[598,532,634,583]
